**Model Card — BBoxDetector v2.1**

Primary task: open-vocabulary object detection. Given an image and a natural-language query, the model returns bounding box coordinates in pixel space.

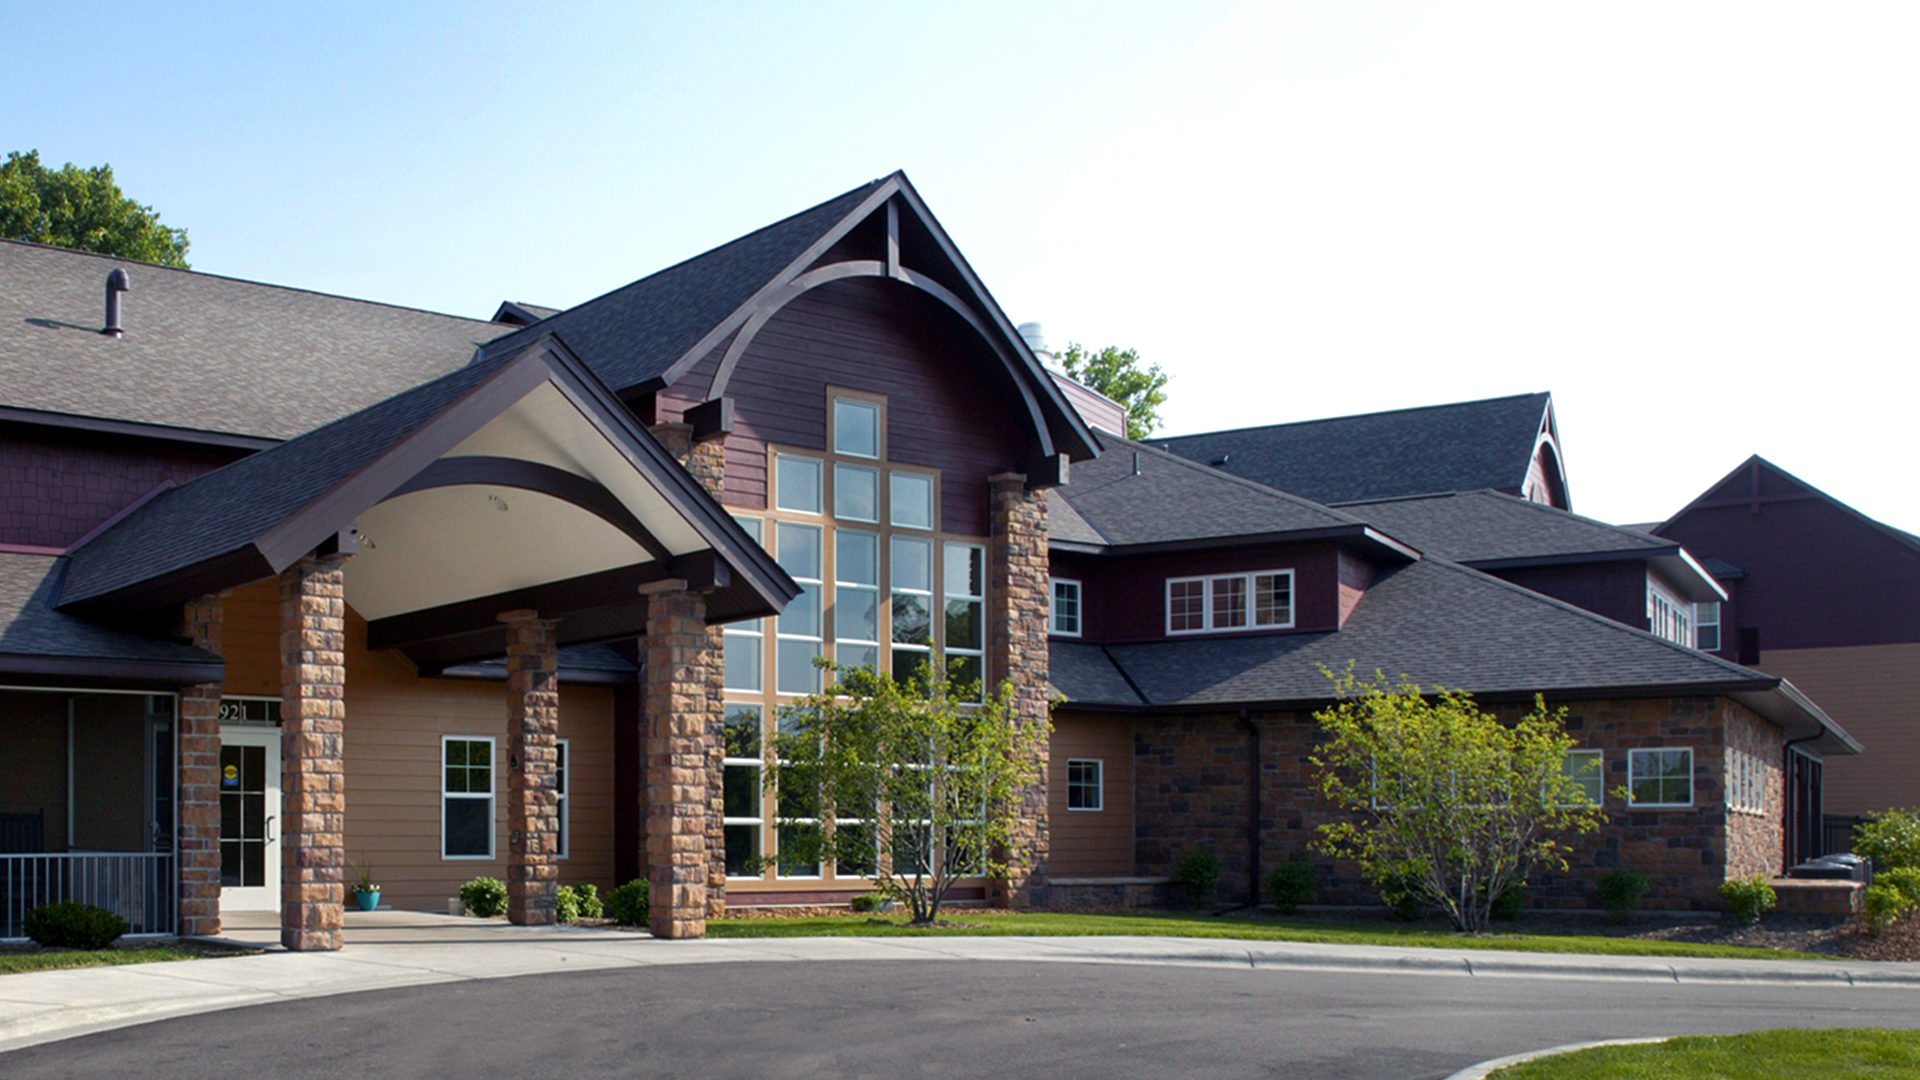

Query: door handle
[265,816,277,844]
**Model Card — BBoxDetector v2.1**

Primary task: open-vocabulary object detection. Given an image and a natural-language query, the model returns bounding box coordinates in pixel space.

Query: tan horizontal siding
[217,580,618,912]
[1760,643,1920,816]
[1049,713,1135,876]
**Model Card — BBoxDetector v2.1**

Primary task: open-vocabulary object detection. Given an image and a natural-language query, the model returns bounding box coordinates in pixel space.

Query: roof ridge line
[0,237,506,328]
[1109,435,1368,525]
[1156,391,1551,443]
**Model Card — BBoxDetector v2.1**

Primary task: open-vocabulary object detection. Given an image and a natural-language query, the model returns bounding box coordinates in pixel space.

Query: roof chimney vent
[103,269,130,338]
[1017,321,1053,364]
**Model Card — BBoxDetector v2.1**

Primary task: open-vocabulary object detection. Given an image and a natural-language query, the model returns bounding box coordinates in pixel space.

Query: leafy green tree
[0,150,189,267]
[1056,343,1169,440]
[767,662,1050,925]
[1309,669,1604,932]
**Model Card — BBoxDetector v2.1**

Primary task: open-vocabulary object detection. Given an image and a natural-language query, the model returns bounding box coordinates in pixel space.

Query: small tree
[1309,670,1604,933]
[769,662,1050,926]
[1056,343,1169,440]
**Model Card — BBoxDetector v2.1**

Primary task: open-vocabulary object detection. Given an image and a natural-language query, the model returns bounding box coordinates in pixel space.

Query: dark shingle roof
[1051,558,1774,708]
[1157,393,1553,505]
[1054,436,1364,548]
[1337,490,1670,564]
[0,239,511,440]
[484,179,885,393]
[0,552,218,669]
[61,344,520,609]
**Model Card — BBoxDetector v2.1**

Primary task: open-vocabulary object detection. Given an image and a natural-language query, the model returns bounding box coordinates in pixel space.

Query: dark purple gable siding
[1663,497,1920,650]
[1490,560,1648,631]
[1085,543,1344,644]
[1,424,242,549]
[660,278,1031,538]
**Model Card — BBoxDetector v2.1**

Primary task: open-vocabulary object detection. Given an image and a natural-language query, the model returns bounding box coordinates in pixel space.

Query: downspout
[1232,707,1262,911]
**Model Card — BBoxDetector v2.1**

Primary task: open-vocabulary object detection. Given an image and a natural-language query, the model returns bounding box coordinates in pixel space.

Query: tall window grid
[722,391,991,885]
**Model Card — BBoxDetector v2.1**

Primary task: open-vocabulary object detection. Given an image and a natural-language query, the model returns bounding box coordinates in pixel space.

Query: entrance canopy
[58,334,794,669]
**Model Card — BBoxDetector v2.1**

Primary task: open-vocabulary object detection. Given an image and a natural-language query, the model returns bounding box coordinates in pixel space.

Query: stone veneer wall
[174,595,225,937]
[279,554,350,951]
[988,473,1051,908]
[1723,701,1787,880]
[1125,696,1771,913]
[503,612,561,926]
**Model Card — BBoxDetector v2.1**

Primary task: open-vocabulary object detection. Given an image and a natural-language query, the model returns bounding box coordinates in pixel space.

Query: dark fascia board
[0,653,226,687]
[367,562,674,652]
[535,336,798,614]
[1049,524,1422,562]
[1463,546,1679,572]
[647,171,1098,465]
[0,405,281,452]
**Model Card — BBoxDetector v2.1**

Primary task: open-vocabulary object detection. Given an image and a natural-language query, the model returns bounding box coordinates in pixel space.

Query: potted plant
[351,858,381,912]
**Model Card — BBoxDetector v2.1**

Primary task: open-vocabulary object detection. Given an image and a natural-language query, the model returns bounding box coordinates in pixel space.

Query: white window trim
[1646,577,1693,648]
[1066,758,1103,811]
[775,453,824,515]
[555,737,570,861]
[1051,578,1083,638]
[1165,569,1295,635]
[1695,601,1722,652]
[441,735,496,861]
[1561,749,1603,807]
[1626,747,1694,809]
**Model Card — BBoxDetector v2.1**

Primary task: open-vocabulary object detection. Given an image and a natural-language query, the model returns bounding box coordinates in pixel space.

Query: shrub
[1720,874,1777,925]
[608,879,650,927]
[1490,883,1527,922]
[1266,862,1317,915]
[850,893,883,913]
[22,902,129,950]
[459,876,508,918]
[573,883,603,919]
[1854,809,1920,870]
[556,885,581,924]
[1864,867,1920,936]
[1171,847,1221,907]
[1380,876,1425,922]
[1597,869,1652,924]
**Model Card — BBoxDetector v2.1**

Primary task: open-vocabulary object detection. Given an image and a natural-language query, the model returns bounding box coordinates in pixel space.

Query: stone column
[642,579,711,939]
[175,595,225,937]
[651,419,731,920]
[987,472,1052,909]
[280,554,349,951]
[502,611,561,925]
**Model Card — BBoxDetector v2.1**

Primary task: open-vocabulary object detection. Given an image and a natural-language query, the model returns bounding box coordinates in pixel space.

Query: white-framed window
[555,738,570,860]
[890,535,934,684]
[1695,601,1722,652]
[1561,750,1603,806]
[724,516,765,692]
[1066,759,1103,811]
[944,543,985,701]
[1166,570,1294,635]
[442,736,495,859]
[1726,746,1765,815]
[775,453,822,514]
[1627,747,1693,808]
[722,704,763,877]
[775,521,824,694]
[890,470,935,530]
[1647,578,1693,647]
[1051,578,1082,637]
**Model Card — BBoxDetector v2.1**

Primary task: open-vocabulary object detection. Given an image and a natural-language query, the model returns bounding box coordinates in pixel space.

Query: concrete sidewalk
[5,910,1920,1055]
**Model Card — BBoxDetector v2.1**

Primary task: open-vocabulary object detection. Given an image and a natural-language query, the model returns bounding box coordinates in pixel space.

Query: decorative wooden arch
[382,455,677,566]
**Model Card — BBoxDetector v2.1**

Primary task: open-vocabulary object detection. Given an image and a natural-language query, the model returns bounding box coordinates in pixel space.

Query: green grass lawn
[1489,1029,1920,1078]
[706,910,1829,961]
[0,946,221,976]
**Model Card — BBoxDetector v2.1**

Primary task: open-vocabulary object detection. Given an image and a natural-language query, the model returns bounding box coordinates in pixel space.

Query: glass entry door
[218,727,281,913]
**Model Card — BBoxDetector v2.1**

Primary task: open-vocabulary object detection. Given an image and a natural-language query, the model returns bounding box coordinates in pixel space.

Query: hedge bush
[1855,809,1920,871]
[1266,862,1317,915]
[1865,867,1920,936]
[23,902,129,950]
[1720,874,1777,925]
[608,879,650,927]
[1172,847,1221,907]
[1597,868,1651,924]
[1490,883,1528,922]
[460,876,508,918]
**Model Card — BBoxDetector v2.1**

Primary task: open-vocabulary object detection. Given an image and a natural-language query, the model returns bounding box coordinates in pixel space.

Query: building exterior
[0,174,1856,947]
[1656,456,1920,854]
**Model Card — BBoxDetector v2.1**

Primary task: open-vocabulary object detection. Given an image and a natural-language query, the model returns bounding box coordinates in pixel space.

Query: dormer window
[1166,570,1293,635]
[1646,578,1693,648]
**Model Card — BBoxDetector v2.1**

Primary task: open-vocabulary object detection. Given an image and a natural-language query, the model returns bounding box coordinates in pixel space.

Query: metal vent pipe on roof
[102,269,130,338]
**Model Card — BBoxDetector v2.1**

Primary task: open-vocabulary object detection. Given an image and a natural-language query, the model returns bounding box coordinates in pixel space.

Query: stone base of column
[175,596,225,938]
[280,555,349,952]
[504,610,561,926]
[642,581,712,940]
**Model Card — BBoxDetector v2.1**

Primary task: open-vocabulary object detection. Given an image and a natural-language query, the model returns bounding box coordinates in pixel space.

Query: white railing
[1,853,176,940]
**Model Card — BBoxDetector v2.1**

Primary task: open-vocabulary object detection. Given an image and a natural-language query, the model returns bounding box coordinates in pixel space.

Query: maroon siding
[663,278,1033,538]
[1662,483,1920,651]
[1084,543,1345,644]
[1490,560,1648,631]
[1,424,242,549]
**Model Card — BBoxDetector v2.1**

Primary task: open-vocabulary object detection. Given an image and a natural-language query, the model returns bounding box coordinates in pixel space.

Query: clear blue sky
[6,2,1916,529]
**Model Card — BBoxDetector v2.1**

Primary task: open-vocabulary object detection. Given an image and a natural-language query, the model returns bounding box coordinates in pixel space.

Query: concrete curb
[1441,1036,1669,1080]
